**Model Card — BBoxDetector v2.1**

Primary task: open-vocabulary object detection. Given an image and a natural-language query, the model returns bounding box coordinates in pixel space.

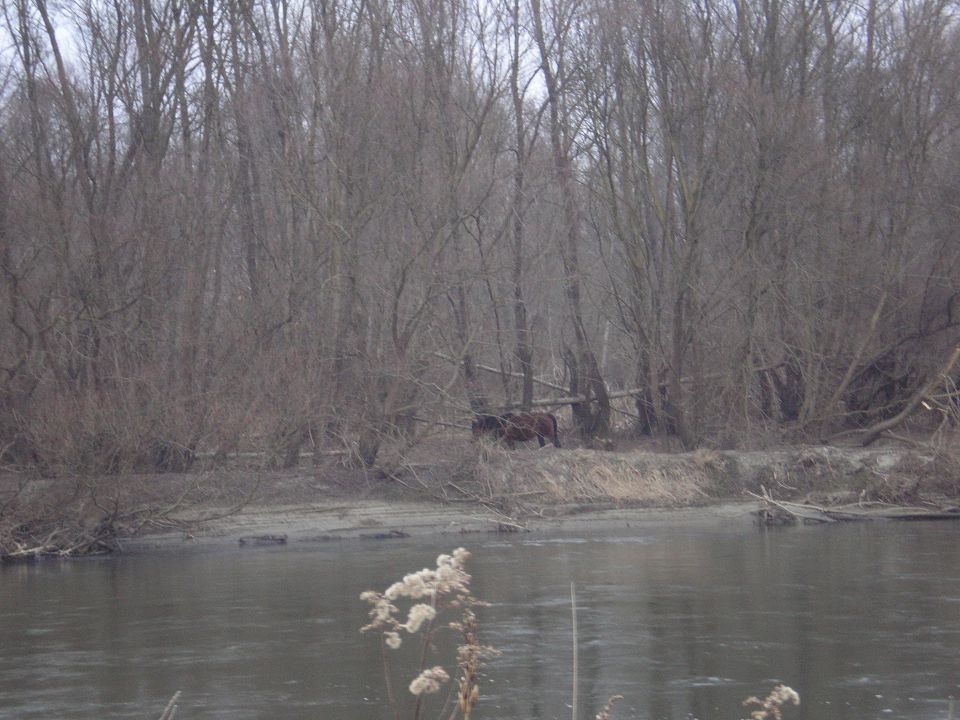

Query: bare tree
[529,0,610,438]
[2,0,960,473]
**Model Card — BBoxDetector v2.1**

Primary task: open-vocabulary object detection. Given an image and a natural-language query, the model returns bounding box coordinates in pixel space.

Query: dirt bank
[128,499,762,552]
[129,442,960,551]
[4,440,959,557]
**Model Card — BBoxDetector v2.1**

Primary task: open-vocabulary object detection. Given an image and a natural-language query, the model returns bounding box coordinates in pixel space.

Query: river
[1,519,958,719]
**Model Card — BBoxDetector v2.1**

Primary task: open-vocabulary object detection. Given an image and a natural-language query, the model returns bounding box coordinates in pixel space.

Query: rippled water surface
[2,520,959,719]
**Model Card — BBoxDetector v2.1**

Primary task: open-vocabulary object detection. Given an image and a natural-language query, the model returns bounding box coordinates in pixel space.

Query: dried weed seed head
[360,548,498,713]
[408,666,450,696]
[453,609,500,719]
[595,694,625,720]
[360,547,474,638]
[403,603,437,633]
[742,685,800,720]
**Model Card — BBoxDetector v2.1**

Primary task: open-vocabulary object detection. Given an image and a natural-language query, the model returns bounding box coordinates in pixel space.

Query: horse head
[472,414,505,438]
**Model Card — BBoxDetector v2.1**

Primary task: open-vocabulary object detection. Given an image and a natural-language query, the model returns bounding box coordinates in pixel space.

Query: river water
[1,520,958,720]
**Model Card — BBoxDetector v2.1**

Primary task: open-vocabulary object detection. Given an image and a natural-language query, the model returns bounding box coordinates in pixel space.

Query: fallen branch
[1,472,266,561]
[747,488,837,523]
[434,352,786,402]
[500,371,778,410]
[503,386,646,409]
[815,290,889,429]
[749,488,960,524]
[410,415,472,430]
[432,352,569,393]
[859,346,960,446]
[443,479,530,528]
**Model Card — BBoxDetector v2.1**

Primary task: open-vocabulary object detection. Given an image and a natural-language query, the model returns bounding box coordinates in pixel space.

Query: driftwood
[443,480,531,529]
[750,487,960,524]
[358,529,410,540]
[1,473,264,561]
[0,518,123,561]
[238,534,288,546]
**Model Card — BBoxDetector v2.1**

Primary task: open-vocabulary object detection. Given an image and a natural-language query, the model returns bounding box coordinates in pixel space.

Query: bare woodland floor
[4,433,959,557]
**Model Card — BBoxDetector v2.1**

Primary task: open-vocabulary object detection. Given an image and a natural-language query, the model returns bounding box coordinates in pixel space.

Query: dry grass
[691,447,725,470]
[438,438,960,527]
[466,443,715,509]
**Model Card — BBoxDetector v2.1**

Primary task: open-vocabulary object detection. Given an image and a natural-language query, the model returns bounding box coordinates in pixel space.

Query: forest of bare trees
[1,0,958,474]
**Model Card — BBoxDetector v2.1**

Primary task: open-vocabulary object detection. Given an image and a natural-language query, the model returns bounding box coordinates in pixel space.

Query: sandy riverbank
[126,499,760,552]
[4,439,958,558]
[124,441,959,552]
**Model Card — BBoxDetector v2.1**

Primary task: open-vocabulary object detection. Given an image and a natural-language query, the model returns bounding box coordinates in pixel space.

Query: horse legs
[537,434,545,448]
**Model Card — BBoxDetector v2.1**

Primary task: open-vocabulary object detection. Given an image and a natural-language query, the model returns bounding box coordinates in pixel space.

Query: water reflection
[1,522,959,719]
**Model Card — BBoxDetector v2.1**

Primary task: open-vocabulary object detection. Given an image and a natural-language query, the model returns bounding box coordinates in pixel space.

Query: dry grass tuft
[470,448,714,510]
[691,447,724,470]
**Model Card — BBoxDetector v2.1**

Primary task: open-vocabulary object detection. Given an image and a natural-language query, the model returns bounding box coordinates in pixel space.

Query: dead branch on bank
[0,519,120,561]
[857,346,960,446]
[1,472,265,562]
[749,486,960,525]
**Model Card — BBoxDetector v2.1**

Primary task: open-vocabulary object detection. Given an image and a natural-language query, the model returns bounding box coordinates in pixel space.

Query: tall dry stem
[571,581,579,720]
[360,548,498,720]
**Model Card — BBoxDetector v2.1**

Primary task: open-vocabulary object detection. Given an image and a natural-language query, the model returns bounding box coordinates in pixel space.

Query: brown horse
[471,412,561,449]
